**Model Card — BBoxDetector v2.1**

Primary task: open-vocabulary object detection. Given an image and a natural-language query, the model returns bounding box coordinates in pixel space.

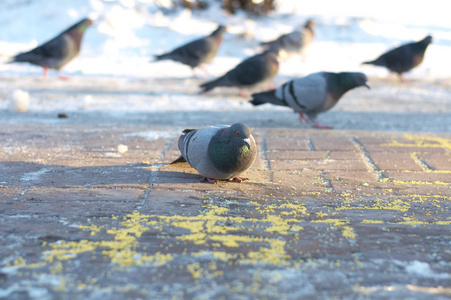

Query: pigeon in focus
[362,35,432,81]
[199,49,279,96]
[8,18,93,79]
[153,25,226,75]
[260,19,315,55]
[249,72,370,129]
[171,123,257,183]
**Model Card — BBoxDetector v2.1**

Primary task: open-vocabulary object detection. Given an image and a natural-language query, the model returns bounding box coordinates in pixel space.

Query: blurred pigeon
[171,123,257,183]
[249,72,370,129]
[199,50,279,96]
[8,18,93,79]
[260,19,315,55]
[362,35,432,81]
[153,25,226,75]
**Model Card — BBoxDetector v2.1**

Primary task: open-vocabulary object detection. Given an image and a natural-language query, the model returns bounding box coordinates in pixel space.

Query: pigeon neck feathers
[66,19,92,47]
[325,72,368,101]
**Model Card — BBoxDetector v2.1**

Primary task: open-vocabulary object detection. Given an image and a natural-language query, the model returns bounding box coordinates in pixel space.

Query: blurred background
[0,0,449,80]
[0,0,450,132]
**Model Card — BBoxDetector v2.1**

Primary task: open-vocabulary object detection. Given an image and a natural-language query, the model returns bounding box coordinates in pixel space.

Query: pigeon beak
[364,83,370,89]
[243,138,251,149]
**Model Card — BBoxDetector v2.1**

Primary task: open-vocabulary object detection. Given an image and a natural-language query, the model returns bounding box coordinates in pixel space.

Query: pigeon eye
[236,131,240,136]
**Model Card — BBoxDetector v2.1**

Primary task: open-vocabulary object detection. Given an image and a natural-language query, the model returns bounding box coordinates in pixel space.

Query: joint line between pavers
[410,152,434,172]
[260,138,273,183]
[351,137,387,181]
[137,136,175,209]
[306,138,315,151]
[318,173,335,193]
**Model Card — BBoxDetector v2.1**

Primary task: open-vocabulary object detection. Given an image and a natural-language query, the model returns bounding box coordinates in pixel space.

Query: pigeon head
[422,35,433,45]
[326,72,369,101]
[304,19,315,29]
[67,18,93,34]
[211,25,227,37]
[208,123,256,174]
[339,72,370,90]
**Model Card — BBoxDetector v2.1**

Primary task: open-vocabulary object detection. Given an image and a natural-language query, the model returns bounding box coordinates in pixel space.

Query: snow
[1,0,449,79]
[405,261,450,279]
[0,0,450,131]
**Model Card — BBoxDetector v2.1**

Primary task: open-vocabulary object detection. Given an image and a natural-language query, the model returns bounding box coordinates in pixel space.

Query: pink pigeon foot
[58,74,70,81]
[231,176,248,182]
[201,177,218,183]
[42,67,49,77]
[312,121,332,129]
[199,64,209,75]
[239,90,250,98]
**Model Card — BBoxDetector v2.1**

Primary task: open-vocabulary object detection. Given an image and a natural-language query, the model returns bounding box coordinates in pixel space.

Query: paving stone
[370,152,424,171]
[1,92,451,299]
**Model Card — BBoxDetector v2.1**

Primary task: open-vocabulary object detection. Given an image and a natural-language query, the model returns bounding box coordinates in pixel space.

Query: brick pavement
[1,122,450,299]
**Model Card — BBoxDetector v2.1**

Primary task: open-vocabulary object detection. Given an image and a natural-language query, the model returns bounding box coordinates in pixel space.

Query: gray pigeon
[8,18,93,78]
[171,123,257,183]
[249,72,370,129]
[199,50,279,96]
[153,25,226,74]
[362,35,432,81]
[260,19,315,55]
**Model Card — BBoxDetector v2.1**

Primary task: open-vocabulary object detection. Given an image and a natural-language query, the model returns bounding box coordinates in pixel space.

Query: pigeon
[362,35,432,81]
[171,123,257,183]
[8,18,93,79]
[249,72,370,129]
[260,19,315,55]
[153,25,226,75]
[199,49,279,96]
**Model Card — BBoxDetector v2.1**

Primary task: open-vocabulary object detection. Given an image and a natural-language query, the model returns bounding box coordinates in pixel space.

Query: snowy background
[0,0,450,131]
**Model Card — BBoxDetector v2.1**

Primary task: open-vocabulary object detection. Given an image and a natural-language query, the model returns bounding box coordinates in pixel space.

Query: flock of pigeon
[6,17,433,183]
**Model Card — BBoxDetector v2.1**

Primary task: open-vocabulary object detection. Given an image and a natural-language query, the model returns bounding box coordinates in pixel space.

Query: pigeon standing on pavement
[153,25,226,75]
[171,123,257,183]
[8,18,93,79]
[260,19,315,55]
[199,49,279,96]
[249,72,370,129]
[362,35,432,81]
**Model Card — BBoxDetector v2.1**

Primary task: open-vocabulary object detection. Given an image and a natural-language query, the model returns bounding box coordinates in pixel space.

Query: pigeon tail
[249,90,284,107]
[154,52,175,62]
[199,76,231,93]
[170,155,187,164]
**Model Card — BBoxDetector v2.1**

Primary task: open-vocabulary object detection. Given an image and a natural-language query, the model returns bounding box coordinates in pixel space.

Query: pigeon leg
[398,74,407,83]
[199,64,209,75]
[58,71,70,81]
[312,120,333,129]
[299,113,332,129]
[201,177,218,184]
[42,67,49,77]
[298,113,310,125]
[191,68,200,78]
[239,90,250,98]
[231,176,248,182]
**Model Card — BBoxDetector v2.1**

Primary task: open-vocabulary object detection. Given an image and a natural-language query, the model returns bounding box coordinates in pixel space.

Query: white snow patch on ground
[405,261,450,279]
[21,168,50,182]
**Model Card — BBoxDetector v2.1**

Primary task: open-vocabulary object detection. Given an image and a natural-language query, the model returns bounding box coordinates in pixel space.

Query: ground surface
[1,75,451,299]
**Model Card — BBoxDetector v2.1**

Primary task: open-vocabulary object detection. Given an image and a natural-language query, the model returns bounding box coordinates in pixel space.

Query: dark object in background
[57,113,68,118]
[260,19,315,54]
[222,0,275,15]
[180,0,208,9]
[362,35,432,81]
[8,18,93,79]
[153,25,226,75]
[199,49,279,95]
